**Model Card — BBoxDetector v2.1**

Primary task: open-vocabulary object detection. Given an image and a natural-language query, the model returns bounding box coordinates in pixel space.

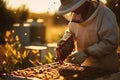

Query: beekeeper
[57,0,119,79]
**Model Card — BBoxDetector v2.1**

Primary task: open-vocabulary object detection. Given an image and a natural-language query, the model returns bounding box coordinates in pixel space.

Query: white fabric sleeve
[86,11,119,58]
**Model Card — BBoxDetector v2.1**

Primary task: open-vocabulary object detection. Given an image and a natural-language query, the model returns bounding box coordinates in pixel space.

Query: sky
[4,0,107,14]
[4,0,61,14]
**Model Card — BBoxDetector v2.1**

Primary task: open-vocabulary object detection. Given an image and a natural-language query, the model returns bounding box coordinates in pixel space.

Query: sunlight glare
[100,0,107,4]
[4,0,107,14]
[5,0,61,14]
[26,0,61,14]
[5,0,28,9]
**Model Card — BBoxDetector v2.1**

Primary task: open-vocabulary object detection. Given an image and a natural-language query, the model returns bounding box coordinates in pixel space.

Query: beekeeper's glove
[67,51,88,65]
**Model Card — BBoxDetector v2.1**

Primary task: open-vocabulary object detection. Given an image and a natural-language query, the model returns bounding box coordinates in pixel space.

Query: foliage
[0,0,15,44]
[0,30,57,73]
[0,30,30,73]
[13,5,29,23]
[44,52,55,63]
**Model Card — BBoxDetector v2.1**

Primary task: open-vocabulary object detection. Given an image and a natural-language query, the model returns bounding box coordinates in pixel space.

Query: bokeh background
[0,0,120,75]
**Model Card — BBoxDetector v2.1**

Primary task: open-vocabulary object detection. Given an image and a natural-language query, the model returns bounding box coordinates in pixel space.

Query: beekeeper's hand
[66,51,88,65]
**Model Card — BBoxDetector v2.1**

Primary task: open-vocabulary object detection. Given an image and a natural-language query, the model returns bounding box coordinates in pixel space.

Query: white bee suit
[68,2,119,71]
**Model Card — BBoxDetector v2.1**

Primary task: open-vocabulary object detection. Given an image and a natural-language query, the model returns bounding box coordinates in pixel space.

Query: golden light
[37,19,44,23]
[4,0,61,14]
[13,24,20,27]
[26,19,33,23]
[100,0,107,4]
[23,23,30,27]
[4,0,28,9]
[4,0,107,14]
[15,35,20,41]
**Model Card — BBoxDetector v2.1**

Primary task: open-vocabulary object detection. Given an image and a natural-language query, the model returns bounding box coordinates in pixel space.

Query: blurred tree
[13,5,29,23]
[106,0,120,26]
[0,1,29,45]
[0,0,15,44]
